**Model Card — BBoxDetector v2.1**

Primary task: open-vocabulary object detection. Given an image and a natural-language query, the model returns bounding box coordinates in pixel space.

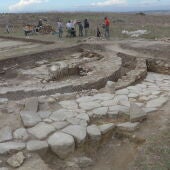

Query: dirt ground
[0,12,170,170]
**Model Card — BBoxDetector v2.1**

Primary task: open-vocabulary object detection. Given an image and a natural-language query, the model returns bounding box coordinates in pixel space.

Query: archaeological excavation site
[0,36,170,170]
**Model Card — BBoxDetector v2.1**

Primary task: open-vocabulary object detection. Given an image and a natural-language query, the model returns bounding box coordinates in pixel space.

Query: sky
[0,0,170,13]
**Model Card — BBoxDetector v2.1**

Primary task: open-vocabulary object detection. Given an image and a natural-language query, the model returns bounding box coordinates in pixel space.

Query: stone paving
[0,72,169,159]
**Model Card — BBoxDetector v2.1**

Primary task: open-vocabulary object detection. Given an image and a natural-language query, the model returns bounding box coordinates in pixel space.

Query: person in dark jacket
[78,21,83,37]
[84,19,89,36]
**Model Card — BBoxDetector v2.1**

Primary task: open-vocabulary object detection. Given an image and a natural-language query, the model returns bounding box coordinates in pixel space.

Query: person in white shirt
[66,21,72,37]
[57,21,63,38]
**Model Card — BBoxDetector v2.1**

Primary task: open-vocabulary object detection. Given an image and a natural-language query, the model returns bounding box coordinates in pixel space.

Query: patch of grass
[0,12,170,41]
[130,126,170,170]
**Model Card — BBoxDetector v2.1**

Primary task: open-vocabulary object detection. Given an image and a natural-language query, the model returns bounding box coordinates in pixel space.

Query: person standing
[57,20,63,38]
[84,19,89,37]
[104,17,110,39]
[78,21,83,37]
[66,21,72,37]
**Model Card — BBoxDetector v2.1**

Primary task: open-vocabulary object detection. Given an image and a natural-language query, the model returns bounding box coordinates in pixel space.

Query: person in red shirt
[104,17,110,39]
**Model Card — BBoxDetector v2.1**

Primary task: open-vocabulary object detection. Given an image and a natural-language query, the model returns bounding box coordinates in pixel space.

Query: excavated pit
[0,40,170,170]
[0,44,143,100]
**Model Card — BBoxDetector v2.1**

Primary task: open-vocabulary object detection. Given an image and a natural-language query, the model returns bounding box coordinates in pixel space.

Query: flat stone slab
[0,126,13,143]
[76,113,90,122]
[62,125,87,144]
[109,105,129,115]
[117,122,139,132]
[79,102,101,111]
[37,111,52,119]
[146,96,168,108]
[90,107,108,118]
[50,109,77,122]
[98,123,115,134]
[26,140,48,152]
[0,142,25,154]
[48,132,75,159]
[92,93,114,101]
[67,118,88,127]
[130,103,147,122]
[101,99,118,107]
[20,111,41,127]
[27,122,55,140]
[13,128,29,141]
[24,97,38,112]
[59,100,78,110]
[0,167,9,170]
[87,125,101,140]
[116,89,129,95]
[51,121,69,130]
[143,107,158,113]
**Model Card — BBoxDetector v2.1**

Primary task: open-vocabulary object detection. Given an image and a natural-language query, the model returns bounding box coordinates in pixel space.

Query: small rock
[0,142,25,154]
[24,97,38,112]
[48,132,75,159]
[87,125,101,140]
[13,128,29,141]
[26,140,48,152]
[7,152,25,168]
[47,97,56,104]
[117,122,139,132]
[98,123,115,134]
[0,126,13,143]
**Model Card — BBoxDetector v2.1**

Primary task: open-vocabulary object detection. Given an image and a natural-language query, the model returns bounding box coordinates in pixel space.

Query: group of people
[56,17,110,39]
[56,18,90,38]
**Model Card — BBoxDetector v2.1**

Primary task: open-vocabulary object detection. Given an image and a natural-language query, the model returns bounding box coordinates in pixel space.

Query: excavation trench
[0,45,139,100]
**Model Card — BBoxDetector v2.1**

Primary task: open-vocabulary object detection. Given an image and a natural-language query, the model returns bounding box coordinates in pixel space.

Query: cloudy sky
[0,0,170,12]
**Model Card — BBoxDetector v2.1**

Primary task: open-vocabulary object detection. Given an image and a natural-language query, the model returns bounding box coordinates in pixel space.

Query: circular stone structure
[0,46,123,100]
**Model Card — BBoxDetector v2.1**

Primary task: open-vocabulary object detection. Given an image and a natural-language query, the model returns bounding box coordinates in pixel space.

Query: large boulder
[130,103,147,122]
[13,128,29,141]
[98,123,115,134]
[62,125,87,144]
[26,140,48,152]
[87,125,101,141]
[27,122,55,140]
[48,132,75,159]
[20,111,41,128]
